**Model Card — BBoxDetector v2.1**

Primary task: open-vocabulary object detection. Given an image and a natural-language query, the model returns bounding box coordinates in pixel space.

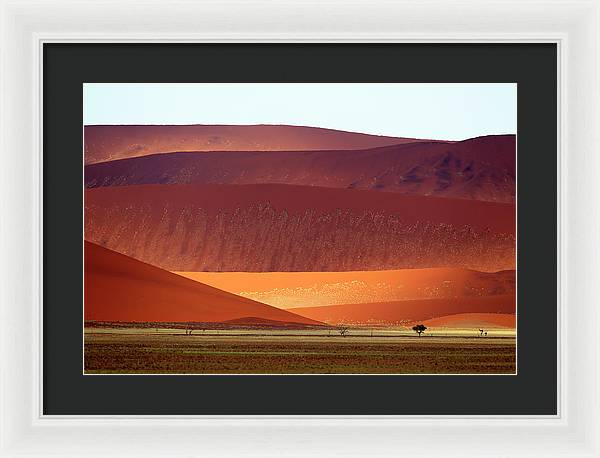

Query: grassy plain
[84,327,516,374]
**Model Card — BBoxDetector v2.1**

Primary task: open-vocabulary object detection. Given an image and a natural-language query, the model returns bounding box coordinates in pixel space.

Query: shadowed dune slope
[175,269,516,309]
[85,134,515,202]
[423,313,516,329]
[85,184,515,272]
[290,295,516,325]
[84,124,428,164]
[84,241,321,325]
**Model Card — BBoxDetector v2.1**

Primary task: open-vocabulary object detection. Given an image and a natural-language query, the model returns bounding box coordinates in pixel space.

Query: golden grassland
[84,327,516,375]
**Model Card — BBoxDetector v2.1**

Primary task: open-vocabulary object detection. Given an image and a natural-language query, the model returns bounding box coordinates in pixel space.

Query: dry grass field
[84,328,516,375]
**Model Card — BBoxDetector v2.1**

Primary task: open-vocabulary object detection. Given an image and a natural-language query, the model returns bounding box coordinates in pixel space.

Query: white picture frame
[1,0,598,456]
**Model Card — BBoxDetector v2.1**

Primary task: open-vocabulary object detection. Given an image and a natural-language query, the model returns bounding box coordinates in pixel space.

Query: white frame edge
[1,0,598,457]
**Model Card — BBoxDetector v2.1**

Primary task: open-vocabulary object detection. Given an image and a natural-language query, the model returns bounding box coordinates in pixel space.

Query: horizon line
[82,123,516,143]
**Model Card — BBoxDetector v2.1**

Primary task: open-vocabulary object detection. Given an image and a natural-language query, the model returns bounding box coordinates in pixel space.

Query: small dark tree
[479,329,484,337]
[338,325,349,337]
[412,324,427,336]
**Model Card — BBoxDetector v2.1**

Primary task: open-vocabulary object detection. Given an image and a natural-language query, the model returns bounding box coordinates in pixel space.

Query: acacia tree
[412,324,427,337]
[338,325,349,337]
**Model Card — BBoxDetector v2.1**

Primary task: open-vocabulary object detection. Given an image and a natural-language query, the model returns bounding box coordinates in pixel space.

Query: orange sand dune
[174,269,516,309]
[422,313,516,329]
[84,241,320,325]
[84,124,428,164]
[290,295,515,325]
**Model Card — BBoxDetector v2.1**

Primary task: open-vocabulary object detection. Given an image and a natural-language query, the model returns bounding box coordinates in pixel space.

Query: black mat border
[43,43,557,415]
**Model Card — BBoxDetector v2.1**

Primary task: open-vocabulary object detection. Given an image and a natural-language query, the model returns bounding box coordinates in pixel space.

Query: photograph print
[83,83,517,375]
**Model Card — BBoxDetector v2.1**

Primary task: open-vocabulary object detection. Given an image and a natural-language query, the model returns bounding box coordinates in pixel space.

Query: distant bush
[412,324,427,336]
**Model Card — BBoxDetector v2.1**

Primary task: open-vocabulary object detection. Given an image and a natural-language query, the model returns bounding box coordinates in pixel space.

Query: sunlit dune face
[173,268,515,309]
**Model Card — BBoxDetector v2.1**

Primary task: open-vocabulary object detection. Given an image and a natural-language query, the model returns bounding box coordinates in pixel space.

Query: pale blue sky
[83,83,516,141]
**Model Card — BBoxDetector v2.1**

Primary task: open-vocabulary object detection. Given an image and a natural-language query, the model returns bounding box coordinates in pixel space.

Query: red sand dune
[221,317,317,328]
[290,295,516,325]
[84,124,429,164]
[175,268,516,309]
[85,183,515,232]
[422,313,516,329]
[85,184,515,272]
[84,241,321,325]
[85,134,515,203]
